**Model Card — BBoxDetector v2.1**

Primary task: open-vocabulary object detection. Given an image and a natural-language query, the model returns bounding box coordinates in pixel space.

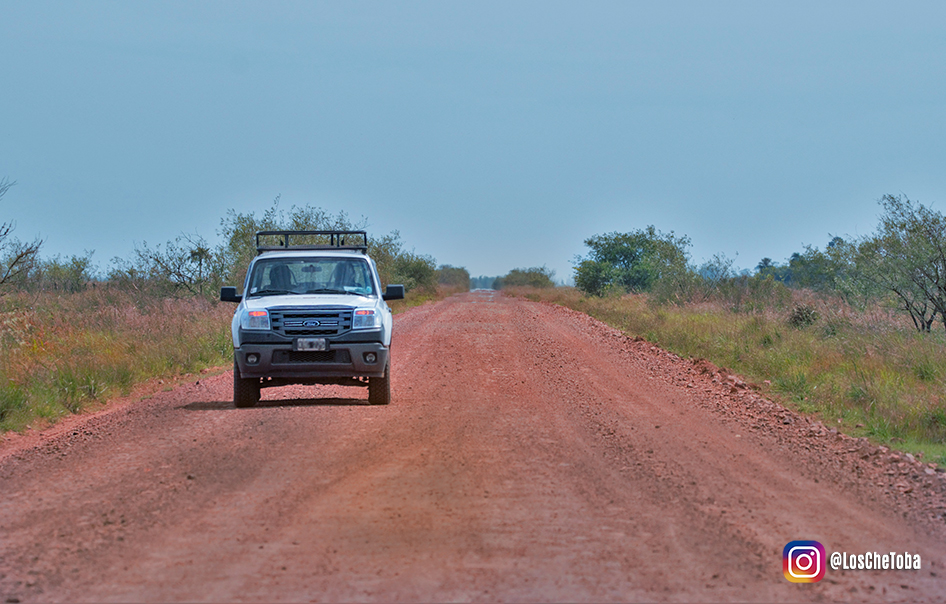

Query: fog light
[247,353,260,365]
[364,352,377,364]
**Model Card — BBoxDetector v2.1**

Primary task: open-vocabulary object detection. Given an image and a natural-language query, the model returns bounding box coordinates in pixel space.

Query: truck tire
[233,358,260,408]
[368,362,391,406]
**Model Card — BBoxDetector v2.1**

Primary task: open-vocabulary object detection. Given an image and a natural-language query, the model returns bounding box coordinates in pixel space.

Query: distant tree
[851,195,946,332]
[698,253,735,285]
[367,230,436,293]
[786,238,854,294]
[392,250,438,294]
[497,266,555,289]
[32,251,98,293]
[714,273,793,313]
[436,265,470,290]
[574,226,690,296]
[573,258,616,296]
[124,233,226,298]
[106,257,153,295]
[690,253,736,301]
[217,198,434,294]
[365,231,403,288]
[0,178,42,291]
[217,196,365,288]
[754,257,795,284]
[855,237,937,331]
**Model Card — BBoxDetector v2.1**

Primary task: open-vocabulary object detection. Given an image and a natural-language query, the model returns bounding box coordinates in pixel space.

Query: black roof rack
[256,230,369,254]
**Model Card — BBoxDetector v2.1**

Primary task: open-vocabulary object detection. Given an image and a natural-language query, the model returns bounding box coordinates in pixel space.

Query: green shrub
[497,266,556,289]
[788,304,819,328]
[437,265,470,291]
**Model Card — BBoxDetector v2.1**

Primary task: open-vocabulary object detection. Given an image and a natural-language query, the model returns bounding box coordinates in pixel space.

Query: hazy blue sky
[2,1,945,282]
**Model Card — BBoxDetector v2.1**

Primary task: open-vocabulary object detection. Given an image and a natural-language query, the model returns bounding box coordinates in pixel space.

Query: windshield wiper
[303,288,355,295]
[251,289,298,297]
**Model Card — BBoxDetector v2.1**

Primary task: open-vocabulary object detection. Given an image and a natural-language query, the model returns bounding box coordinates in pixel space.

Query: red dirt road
[2,291,946,602]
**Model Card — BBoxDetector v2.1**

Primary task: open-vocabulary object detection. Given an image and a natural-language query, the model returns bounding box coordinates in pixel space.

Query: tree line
[0,187,468,299]
[466,268,557,290]
[574,195,946,333]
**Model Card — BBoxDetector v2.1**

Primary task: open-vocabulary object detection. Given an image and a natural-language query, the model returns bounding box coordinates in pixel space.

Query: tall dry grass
[510,286,946,464]
[0,283,465,433]
[0,289,233,432]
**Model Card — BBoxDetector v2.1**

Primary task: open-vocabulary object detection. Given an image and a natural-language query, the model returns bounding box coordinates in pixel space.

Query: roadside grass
[0,289,232,433]
[0,284,465,435]
[508,286,946,466]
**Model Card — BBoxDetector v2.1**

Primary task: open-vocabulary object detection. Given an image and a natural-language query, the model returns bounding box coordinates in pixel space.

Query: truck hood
[243,293,376,310]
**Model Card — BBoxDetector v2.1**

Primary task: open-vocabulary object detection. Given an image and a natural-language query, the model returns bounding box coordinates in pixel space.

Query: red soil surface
[2,291,945,602]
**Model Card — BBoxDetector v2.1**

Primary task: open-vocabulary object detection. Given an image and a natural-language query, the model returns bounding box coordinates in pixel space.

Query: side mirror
[220,286,242,303]
[382,284,405,301]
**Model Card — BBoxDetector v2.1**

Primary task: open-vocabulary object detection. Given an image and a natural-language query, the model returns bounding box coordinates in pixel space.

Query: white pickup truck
[220,230,404,408]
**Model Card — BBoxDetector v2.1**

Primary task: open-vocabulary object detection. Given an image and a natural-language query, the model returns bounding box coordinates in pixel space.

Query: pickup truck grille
[272,350,352,364]
[269,307,353,337]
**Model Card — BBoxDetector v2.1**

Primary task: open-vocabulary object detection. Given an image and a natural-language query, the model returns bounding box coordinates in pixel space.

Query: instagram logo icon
[783,541,826,583]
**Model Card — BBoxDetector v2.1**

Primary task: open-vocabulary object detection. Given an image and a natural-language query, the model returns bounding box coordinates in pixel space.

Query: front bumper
[236,342,389,380]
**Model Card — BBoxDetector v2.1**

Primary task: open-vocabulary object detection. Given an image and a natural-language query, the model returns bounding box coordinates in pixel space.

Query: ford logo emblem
[303,320,321,327]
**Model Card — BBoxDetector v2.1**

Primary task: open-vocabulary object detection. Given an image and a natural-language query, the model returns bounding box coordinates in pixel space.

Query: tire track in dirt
[1,291,944,602]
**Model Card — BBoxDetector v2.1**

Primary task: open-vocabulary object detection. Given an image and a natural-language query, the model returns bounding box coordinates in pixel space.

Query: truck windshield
[247,257,375,297]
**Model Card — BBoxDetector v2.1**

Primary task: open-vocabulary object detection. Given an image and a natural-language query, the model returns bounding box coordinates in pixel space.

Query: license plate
[295,338,327,351]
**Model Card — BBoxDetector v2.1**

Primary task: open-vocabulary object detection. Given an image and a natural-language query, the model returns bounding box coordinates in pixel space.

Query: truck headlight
[352,308,380,329]
[241,309,270,330]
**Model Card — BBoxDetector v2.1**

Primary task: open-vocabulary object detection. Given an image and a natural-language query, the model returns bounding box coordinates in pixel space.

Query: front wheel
[368,362,391,405]
[233,358,260,408]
